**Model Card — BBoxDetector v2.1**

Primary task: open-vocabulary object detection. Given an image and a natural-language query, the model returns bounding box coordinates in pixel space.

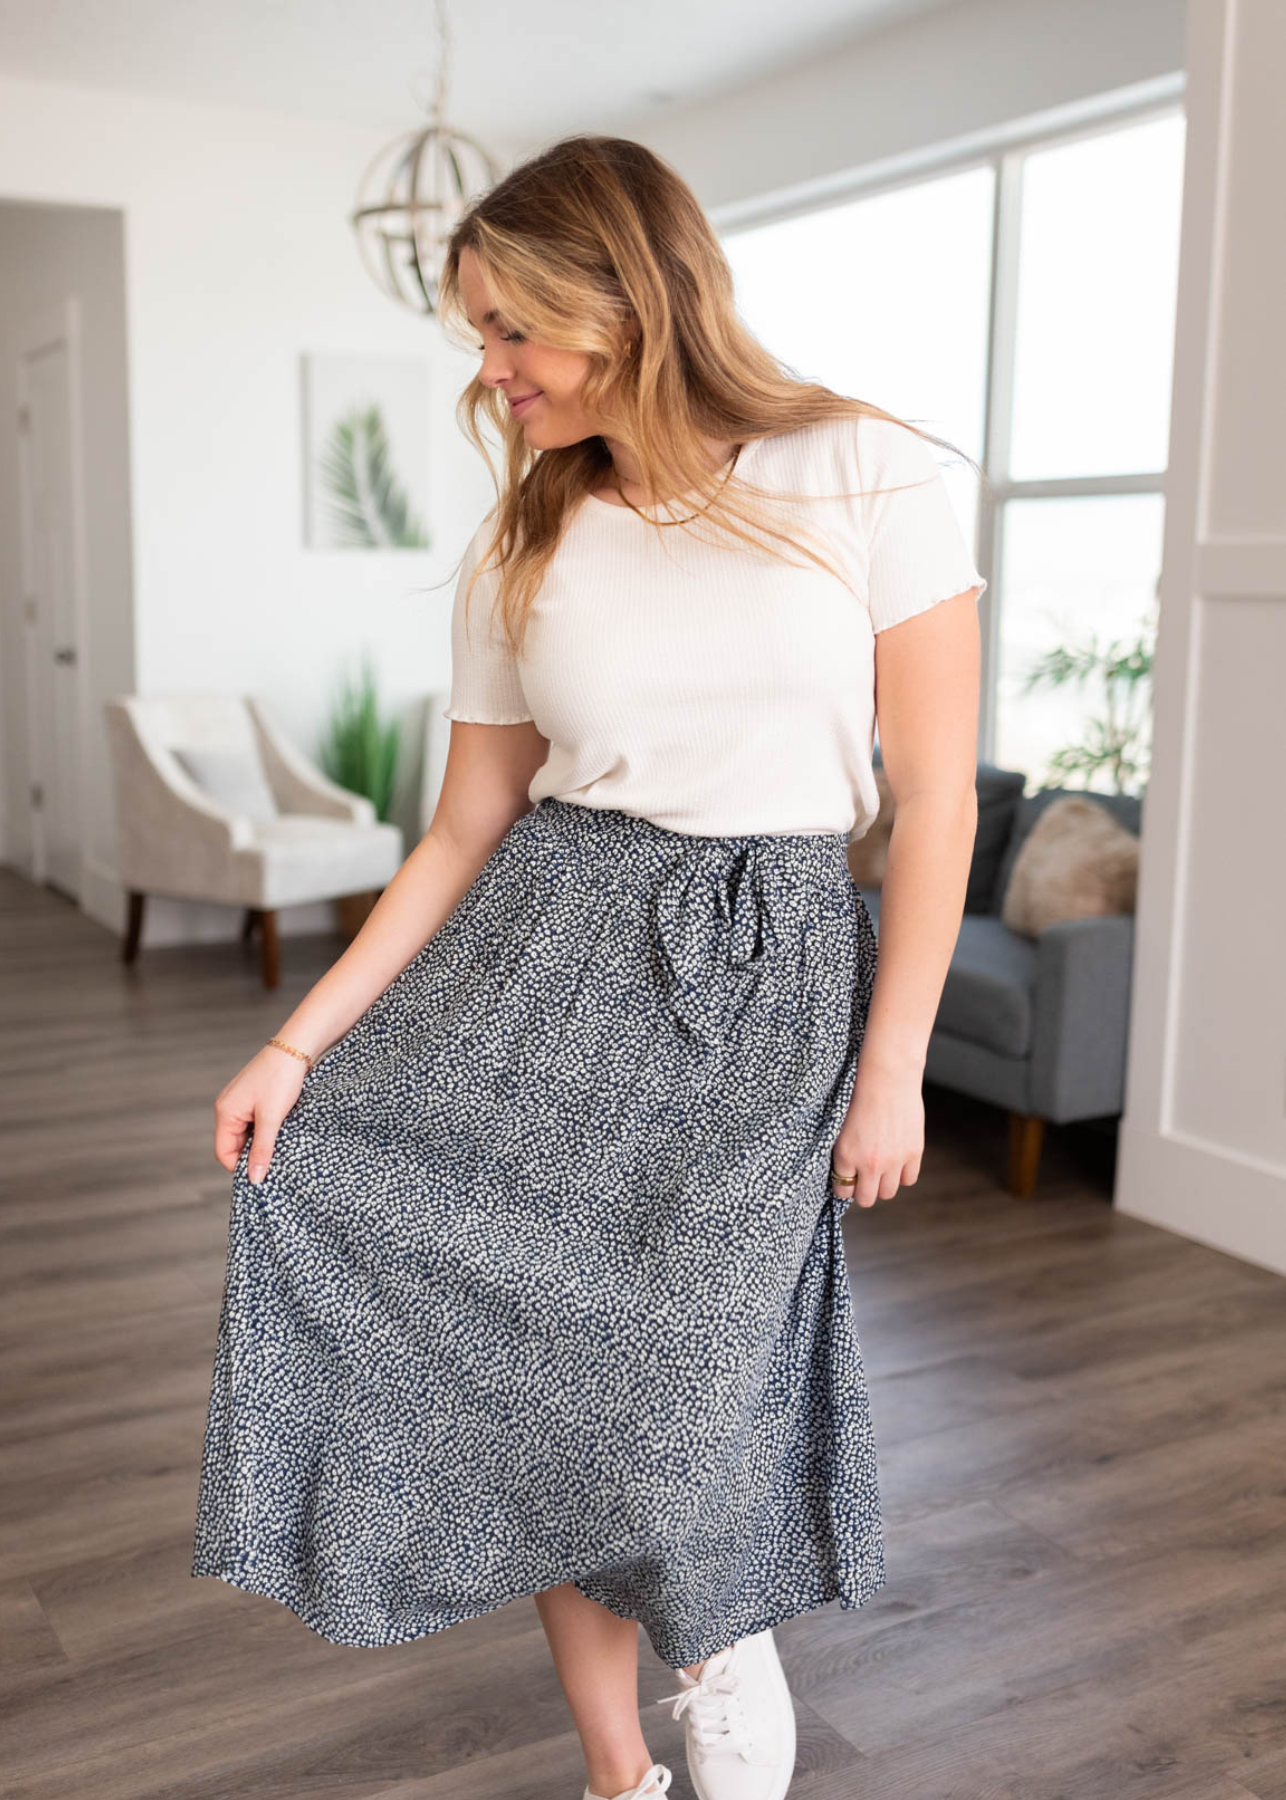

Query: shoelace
[655,1659,755,1760]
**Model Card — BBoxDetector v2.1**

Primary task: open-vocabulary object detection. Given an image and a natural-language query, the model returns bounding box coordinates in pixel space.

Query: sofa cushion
[172,745,278,821]
[995,785,1142,913]
[855,888,1039,1058]
[939,915,1041,1056]
[970,764,1029,913]
[1000,795,1139,936]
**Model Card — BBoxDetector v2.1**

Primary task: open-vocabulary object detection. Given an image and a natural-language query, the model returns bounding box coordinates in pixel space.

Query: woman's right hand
[214,1045,310,1184]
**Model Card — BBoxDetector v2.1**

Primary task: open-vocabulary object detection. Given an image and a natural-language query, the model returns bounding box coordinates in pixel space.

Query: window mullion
[978,147,1023,761]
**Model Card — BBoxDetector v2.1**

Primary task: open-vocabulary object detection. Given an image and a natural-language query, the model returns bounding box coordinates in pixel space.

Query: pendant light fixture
[350,0,500,317]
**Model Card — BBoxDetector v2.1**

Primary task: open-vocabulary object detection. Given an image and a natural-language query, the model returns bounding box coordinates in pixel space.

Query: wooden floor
[3,867,1285,1800]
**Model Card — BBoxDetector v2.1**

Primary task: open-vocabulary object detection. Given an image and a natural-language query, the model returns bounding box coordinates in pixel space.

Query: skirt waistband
[523,796,853,886]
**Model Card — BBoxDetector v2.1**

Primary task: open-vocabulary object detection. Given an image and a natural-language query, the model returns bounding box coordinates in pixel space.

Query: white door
[1115,0,1286,1274]
[15,301,87,902]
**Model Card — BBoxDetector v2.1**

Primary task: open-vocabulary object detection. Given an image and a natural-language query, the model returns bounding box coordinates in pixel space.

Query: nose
[477,343,518,388]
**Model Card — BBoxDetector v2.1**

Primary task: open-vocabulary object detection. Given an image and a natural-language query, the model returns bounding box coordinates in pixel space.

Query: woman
[193,134,984,1800]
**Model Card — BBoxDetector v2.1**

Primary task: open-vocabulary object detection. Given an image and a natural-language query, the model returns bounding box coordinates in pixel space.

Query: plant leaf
[317,402,429,549]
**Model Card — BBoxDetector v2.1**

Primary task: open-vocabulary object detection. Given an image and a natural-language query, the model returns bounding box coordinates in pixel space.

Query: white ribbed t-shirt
[442,412,986,840]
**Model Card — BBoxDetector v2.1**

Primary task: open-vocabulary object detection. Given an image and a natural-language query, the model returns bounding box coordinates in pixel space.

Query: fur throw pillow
[846,766,896,887]
[1000,795,1139,936]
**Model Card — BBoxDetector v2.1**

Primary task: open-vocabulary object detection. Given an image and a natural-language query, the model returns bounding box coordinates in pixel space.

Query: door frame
[13,293,92,901]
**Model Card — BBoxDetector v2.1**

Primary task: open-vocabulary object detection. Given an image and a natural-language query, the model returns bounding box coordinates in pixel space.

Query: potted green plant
[1017,595,1157,796]
[320,653,402,938]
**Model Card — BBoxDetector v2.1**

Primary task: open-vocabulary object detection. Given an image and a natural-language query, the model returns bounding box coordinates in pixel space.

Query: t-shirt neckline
[583,437,762,519]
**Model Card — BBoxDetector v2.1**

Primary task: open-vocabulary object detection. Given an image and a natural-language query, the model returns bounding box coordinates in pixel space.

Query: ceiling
[0,0,964,143]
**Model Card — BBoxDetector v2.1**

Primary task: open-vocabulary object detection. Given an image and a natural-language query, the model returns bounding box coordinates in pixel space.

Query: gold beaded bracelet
[267,1035,315,1071]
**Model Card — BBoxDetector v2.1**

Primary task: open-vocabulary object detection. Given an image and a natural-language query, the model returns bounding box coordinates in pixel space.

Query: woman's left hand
[829,1060,924,1209]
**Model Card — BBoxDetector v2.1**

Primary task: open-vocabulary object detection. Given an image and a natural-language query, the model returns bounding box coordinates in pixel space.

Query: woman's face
[456,247,608,450]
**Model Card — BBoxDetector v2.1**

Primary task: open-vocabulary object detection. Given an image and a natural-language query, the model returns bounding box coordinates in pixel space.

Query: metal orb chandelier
[350,0,501,318]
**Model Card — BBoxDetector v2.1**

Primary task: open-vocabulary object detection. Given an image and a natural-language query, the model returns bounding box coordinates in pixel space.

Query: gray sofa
[853,759,1142,1198]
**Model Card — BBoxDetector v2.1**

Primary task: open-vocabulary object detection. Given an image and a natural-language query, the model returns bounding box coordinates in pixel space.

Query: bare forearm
[270,825,499,1061]
[856,788,977,1078]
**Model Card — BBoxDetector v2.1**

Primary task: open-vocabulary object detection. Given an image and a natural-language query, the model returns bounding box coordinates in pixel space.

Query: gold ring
[830,1165,857,1185]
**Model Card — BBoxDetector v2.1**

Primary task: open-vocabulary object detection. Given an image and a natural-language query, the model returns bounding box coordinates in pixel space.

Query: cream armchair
[104,694,404,988]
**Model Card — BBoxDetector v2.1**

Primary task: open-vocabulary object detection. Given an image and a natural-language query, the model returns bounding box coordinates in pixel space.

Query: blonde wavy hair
[438,133,981,656]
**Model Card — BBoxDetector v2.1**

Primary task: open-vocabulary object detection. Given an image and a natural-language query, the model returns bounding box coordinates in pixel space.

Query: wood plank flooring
[2,868,1285,1800]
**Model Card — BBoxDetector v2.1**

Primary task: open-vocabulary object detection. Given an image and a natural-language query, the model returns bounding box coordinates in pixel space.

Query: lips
[509,391,542,415]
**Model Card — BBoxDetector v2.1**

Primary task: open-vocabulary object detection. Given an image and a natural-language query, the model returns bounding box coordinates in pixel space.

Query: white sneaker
[583,1762,673,1800]
[654,1629,796,1800]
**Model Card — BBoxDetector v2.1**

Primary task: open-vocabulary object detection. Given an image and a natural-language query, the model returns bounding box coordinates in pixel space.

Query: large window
[722,103,1186,794]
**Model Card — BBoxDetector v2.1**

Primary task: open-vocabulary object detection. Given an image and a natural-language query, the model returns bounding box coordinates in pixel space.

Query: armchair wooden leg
[240,907,260,944]
[1007,1112,1045,1198]
[122,891,145,964]
[258,910,281,990]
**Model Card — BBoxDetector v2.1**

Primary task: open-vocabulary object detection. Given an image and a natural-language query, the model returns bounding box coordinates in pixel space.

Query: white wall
[0,74,518,942]
[1114,0,1286,1275]
[623,0,1188,213]
[0,200,134,893]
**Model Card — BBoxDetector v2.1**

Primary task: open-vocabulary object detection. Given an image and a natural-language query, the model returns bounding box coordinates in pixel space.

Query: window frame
[713,75,1186,763]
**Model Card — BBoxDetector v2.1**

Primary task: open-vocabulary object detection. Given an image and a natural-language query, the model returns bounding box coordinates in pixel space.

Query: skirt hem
[189,1553,888,1670]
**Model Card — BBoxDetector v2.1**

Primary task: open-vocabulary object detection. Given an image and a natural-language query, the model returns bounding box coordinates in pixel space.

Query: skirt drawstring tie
[651,843,781,1046]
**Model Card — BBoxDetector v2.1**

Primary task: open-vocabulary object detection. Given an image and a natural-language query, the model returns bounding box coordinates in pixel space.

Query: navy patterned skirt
[191,795,886,1667]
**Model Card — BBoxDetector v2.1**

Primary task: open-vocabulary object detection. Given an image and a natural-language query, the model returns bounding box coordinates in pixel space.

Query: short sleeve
[441,516,534,724]
[855,415,988,633]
